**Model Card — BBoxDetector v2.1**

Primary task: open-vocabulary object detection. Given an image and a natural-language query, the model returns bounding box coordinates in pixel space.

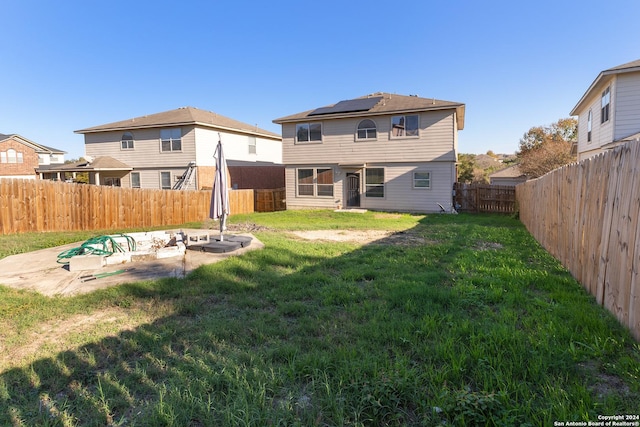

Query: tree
[517,118,577,178]
[457,153,476,183]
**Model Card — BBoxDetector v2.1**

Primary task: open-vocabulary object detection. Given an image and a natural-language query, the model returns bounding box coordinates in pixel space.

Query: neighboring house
[488,164,528,186]
[570,59,640,161]
[273,92,465,212]
[0,133,66,179]
[72,107,283,190]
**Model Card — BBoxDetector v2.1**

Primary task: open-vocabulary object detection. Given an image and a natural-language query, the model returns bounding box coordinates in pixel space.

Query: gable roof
[273,92,465,129]
[570,59,640,116]
[37,156,132,173]
[488,164,526,179]
[75,107,281,141]
[0,133,66,154]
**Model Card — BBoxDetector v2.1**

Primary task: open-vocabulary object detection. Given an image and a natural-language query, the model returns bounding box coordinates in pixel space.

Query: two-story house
[570,59,640,161]
[273,93,465,213]
[72,107,283,190]
[0,133,66,179]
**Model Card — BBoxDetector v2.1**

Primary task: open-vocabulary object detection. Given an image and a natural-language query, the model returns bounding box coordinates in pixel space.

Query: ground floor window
[104,177,121,187]
[160,171,172,189]
[131,172,141,188]
[365,168,384,198]
[297,168,334,197]
[413,171,431,189]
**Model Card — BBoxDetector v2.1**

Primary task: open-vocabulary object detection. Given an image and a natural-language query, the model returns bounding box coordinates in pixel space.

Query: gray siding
[286,162,455,213]
[614,73,640,140]
[282,110,456,165]
[85,126,197,169]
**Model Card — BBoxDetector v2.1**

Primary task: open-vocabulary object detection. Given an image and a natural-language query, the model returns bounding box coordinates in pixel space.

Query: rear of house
[74,107,282,190]
[571,59,640,161]
[273,93,465,213]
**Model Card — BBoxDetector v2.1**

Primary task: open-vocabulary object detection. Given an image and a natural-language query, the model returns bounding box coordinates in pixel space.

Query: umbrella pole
[220,214,226,242]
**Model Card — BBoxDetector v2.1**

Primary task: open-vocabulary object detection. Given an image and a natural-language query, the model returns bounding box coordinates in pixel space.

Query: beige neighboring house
[0,133,66,179]
[488,165,528,186]
[273,92,465,213]
[571,59,640,161]
[70,107,282,189]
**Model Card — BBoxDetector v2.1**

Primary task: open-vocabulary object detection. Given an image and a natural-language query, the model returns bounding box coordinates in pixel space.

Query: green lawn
[0,211,638,426]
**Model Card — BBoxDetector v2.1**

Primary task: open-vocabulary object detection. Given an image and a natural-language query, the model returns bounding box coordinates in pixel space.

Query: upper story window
[161,128,182,152]
[248,136,257,154]
[0,149,23,163]
[601,86,610,124]
[296,123,322,143]
[587,110,592,143]
[121,132,134,150]
[356,119,377,140]
[391,114,419,137]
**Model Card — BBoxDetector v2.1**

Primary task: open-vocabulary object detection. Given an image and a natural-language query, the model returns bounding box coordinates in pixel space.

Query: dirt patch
[290,230,431,246]
[0,305,171,370]
[474,241,504,251]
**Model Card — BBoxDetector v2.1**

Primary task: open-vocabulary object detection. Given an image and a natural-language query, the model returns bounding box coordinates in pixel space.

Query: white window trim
[587,109,592,144]
[355,119,378,141]
[160,128,182,152]
[121,132,135,150]
[412,170,432,189]
[130,172,141,188]
[295,123,323,144]
[295,167,334,198]
[364,167,385,199]
[160,171,172,189]
[390,114,420,139]
[601,86,611,124]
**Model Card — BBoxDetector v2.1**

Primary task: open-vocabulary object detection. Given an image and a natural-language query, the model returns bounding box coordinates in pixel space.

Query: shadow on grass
[1,214,639,426]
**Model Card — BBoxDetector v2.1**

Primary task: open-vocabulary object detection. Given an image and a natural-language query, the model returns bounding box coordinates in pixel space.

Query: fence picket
[517,140,640,341]
[0,179,258,235]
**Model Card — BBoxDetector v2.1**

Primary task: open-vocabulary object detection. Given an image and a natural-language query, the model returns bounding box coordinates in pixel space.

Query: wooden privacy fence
[254,188,286,213]
[453,183,517,213]
[0,179,255,235]
[517,141,640,341]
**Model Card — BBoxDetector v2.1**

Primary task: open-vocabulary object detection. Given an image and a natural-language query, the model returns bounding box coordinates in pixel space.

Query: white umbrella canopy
[209,136,230,241]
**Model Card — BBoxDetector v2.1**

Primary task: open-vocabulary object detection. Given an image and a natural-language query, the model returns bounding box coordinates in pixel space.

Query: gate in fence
[453,183,517,214]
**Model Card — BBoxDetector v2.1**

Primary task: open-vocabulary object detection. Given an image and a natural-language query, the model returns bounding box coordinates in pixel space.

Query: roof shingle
[75,107,281,140]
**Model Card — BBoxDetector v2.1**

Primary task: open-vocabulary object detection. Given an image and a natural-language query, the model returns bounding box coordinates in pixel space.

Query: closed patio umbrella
[209,135,229,241]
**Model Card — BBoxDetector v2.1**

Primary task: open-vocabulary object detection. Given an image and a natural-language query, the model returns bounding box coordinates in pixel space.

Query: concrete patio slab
[0,230,263,297]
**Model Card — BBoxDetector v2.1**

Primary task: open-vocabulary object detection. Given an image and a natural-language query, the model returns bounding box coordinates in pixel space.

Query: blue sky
[2,0,638,160]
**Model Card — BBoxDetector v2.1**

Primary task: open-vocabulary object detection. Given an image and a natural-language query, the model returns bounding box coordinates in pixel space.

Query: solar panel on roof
[308,96,382,116]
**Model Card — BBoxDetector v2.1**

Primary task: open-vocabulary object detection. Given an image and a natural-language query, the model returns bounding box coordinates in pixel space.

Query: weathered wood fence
[517,141,640,341]
[453,183,517,213]
[254,188,286,213]
[0,179,255,235]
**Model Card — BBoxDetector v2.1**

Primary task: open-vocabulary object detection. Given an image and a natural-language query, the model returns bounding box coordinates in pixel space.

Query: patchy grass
[0,212,638,426]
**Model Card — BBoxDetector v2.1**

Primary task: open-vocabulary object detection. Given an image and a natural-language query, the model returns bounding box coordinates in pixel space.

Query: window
[131,172,141,188]
[356,119,377,140]
[587,110,592,143]
[413,171,431,189]
[104,177,121,187]
[121,132,134,150]
[297,168,334,197]
[248,136,257,154]
[391,115,419,137]
[601,87,610,124]
[161,128,182,152]
[0,152,5,163]
[160,171,172,189]
[365,168,385,198]
[317,168,334,196]
[296,123,322,142]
